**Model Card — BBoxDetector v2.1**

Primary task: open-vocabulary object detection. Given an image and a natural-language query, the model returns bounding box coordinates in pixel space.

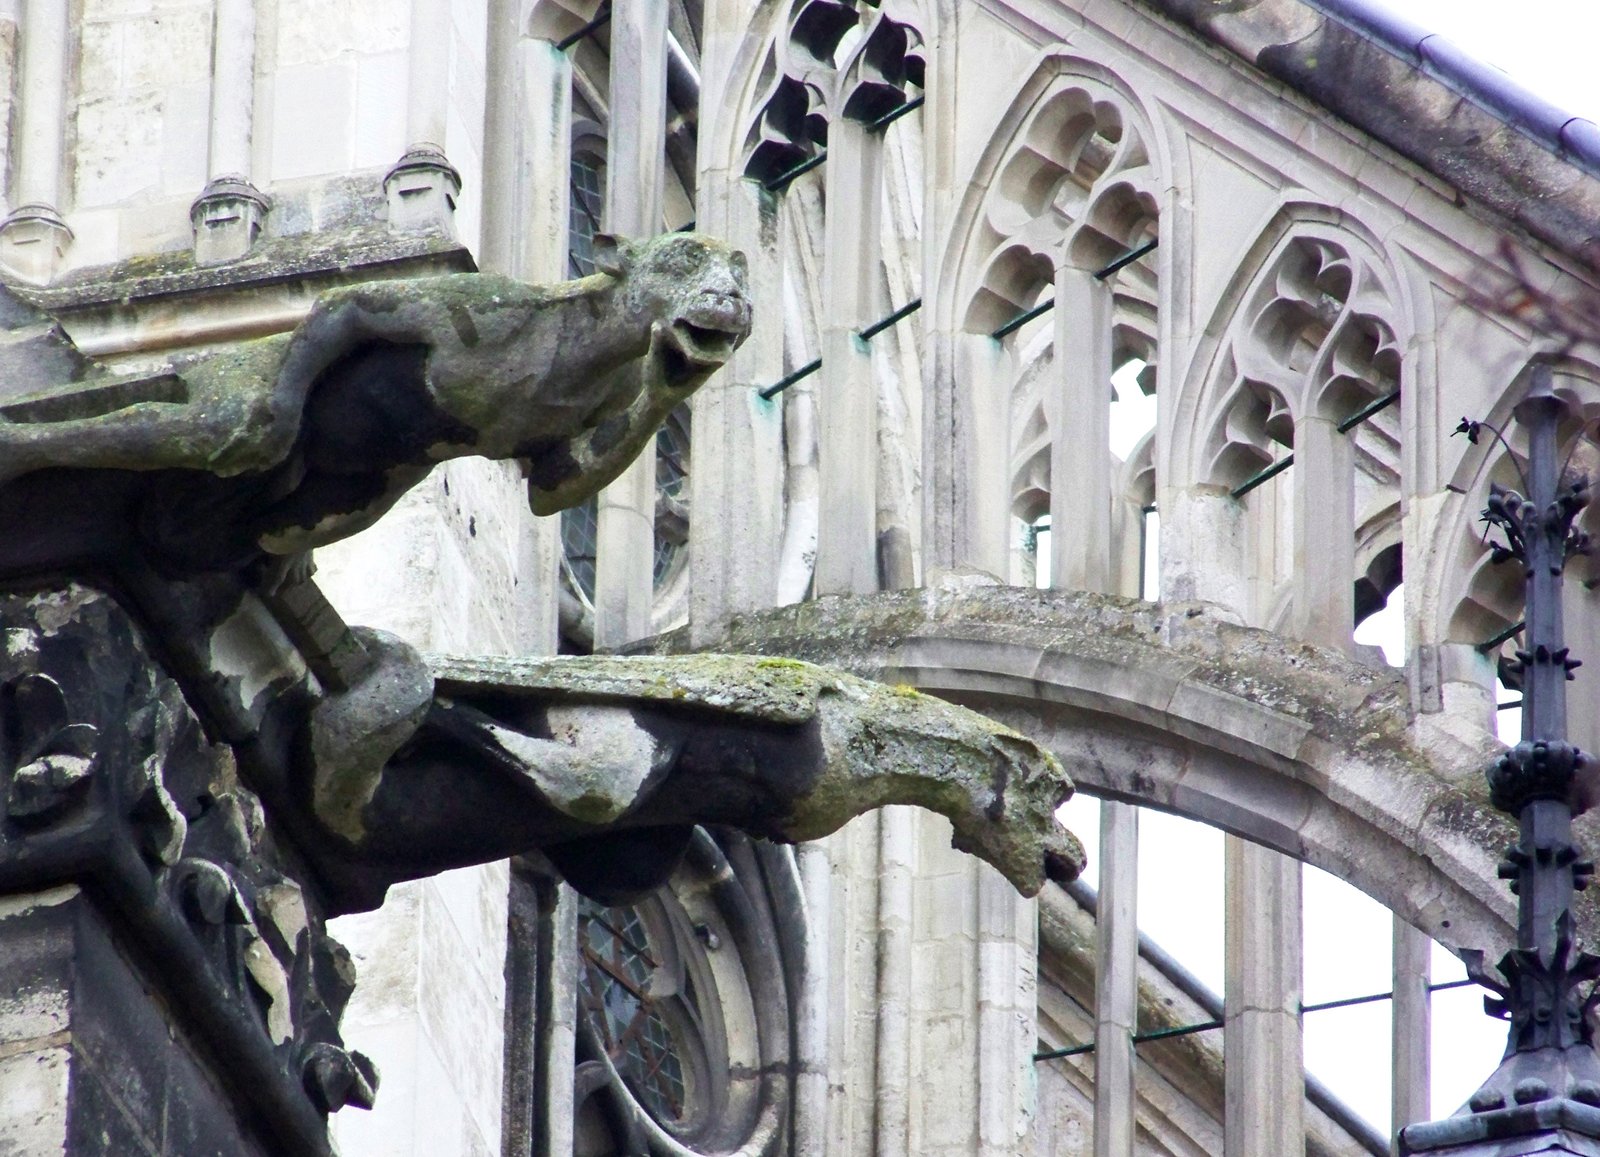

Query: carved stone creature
[303,646,1083,905]
[0,238,1081,919]
[0,232,750,576]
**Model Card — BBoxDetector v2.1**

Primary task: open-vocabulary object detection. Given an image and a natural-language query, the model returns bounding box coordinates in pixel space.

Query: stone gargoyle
[0,231,752,576]
[0,234,1082,915]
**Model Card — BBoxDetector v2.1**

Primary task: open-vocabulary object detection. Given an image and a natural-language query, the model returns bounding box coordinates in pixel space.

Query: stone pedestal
[190,177,269,265]
[384,146,462,236]
[0,204,71,284]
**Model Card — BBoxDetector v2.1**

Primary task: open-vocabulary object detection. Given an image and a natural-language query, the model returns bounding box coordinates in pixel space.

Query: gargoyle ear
[591,233,630,277]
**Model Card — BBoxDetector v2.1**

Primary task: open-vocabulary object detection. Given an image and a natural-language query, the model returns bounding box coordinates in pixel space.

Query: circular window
[571,830,798,1156]
[577,900,693,1124]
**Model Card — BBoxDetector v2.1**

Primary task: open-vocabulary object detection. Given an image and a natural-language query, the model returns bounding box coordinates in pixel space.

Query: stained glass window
[576,898,689,1123]
[569,151,605,279]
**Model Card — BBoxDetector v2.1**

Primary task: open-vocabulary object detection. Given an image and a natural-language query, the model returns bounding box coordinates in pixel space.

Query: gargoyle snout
[683,290,752,340]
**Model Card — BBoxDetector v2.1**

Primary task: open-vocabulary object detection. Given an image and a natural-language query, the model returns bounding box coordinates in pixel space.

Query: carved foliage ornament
[1,672,98,825]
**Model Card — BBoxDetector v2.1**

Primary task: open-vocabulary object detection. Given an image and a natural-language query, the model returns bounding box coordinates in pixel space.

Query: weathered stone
[426,652,1084,896]
[0,231,751,573]
[0,584,372,1151]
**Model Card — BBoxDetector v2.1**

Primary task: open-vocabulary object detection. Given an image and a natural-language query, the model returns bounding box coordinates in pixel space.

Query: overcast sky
[1387,0,1600,121]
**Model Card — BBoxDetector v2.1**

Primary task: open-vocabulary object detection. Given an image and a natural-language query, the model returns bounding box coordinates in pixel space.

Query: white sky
[1387,0,1600,123]
[1065,2,1599,1127]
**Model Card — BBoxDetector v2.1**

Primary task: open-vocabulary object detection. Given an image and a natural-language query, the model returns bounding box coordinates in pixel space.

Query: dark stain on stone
[445,303,480,347]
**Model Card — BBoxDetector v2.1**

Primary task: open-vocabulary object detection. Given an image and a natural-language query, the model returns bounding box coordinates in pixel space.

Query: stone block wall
[0,887,275,1157]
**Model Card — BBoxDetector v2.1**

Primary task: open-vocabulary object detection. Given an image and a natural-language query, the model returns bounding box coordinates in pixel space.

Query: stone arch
[938,53,1169,337]
[720,0,926,185]
[1179,214,1405,493]
[681,584,1543,960]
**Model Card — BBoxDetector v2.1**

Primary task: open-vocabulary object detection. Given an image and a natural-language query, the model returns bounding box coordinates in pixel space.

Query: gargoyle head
[592,232,753,387]
[523,233,756,515]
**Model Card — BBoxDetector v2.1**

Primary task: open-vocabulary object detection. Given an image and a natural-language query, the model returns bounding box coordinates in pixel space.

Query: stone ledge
[5,226,476,359]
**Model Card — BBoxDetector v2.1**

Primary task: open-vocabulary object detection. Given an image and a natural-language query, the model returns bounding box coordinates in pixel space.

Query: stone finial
[383,144,461,236]
[190,176,270,266]
[0,203,72,285]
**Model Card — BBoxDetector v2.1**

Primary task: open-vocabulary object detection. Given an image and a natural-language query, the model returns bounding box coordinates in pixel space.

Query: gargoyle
[0,239,1082,916]
[0,232,750,577]
[294,641,1083,906]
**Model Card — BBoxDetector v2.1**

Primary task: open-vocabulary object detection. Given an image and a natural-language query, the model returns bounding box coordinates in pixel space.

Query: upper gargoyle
[0,232,750,579]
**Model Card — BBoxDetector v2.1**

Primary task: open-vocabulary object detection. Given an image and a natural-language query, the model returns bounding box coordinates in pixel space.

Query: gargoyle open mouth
[668,318,744,365]
[658,307,750,386]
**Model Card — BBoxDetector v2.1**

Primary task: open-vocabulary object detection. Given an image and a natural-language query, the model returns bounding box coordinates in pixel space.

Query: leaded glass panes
[569,152,605,279]
[576,899,689,1124]
[559,408,691,605]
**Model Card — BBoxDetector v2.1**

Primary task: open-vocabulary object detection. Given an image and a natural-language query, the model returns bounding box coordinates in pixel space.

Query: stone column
[483,17,575,1151]
[1224,838,1304,1157]
[407,0,450,146]
[1051,267,1115,593]
[1393,358,1434,1148]
[794,841,832,1152]
[688,183,782,641]
[0,0,71,283]
[1290,415,1354,644]
[920,0,1009,579]
[497,33,571,658]
[592,0,667,647]
[922,332,1012,579]
[1222,407,1357,1157]
[1093,804,1139,1157]
[875,806,914,1157]
[1054,291,1145,1153]
[814,113,883,596]
[1161,485,1249,611]
[1391,919,1430,1148]
[191,0,267,265]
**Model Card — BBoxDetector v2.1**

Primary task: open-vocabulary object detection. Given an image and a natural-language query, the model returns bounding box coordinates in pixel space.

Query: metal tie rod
[1229,388,1401,499]
[758,358,821,401]
[758,299,924,399]
[1477,619,1525,654]
[989,239,1160,340]
[556,5,611,50]
[763,95,925,193]
[1033,977,1478,1062]
[764,151,827,193]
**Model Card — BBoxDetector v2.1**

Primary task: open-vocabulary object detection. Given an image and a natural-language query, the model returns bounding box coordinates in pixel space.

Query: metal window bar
[1498,698,1524,712]
[757,299,923,399]
[556,5,612,51]
[988,239,1161,340]
[1033,977,1478,1063]
[1476,620,1525,654]
[867,94,925,132]
[1229,388,1402,500]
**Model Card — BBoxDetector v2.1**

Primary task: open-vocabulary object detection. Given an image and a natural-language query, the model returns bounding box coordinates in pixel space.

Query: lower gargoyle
[298,633,1083,906]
